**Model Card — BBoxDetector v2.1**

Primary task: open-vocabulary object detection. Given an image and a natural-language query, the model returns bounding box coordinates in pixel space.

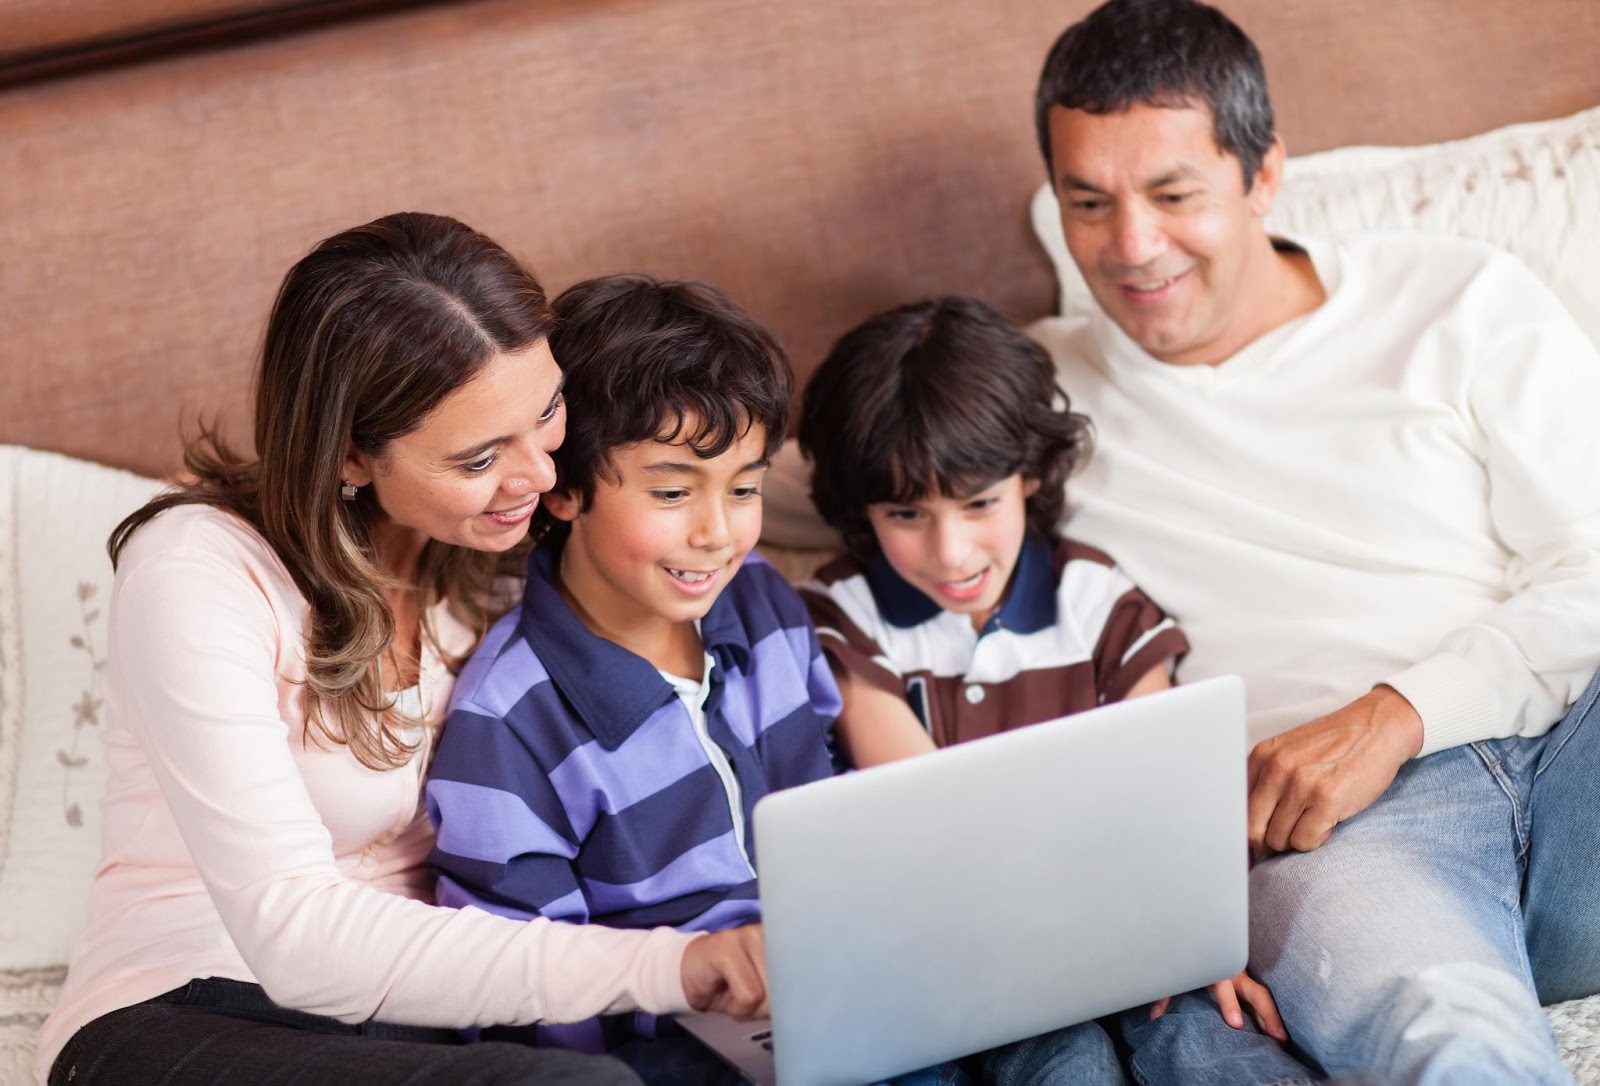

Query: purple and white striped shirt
[427,542,840,1051]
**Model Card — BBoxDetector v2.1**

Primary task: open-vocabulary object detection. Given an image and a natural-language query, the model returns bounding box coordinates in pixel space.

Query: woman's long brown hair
[110,212,554,769]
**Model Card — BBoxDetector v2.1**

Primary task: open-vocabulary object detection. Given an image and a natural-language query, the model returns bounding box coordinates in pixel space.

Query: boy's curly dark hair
[799,295,1092,564]
[533,274,791,542]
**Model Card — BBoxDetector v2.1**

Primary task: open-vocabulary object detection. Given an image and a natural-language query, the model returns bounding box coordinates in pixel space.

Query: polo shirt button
[965,684,985,705]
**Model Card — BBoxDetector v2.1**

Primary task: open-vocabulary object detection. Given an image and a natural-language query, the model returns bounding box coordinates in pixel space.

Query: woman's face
[343,338,566,558]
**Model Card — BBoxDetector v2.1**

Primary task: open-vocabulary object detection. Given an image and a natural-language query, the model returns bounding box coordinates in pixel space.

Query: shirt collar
[863,532,1057,635]
[517,542,751,750]
[990,533,1057,634]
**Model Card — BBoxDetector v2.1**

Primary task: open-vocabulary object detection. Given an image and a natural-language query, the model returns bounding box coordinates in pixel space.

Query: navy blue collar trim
[991,533,1057,634]
[864,532,1058,636]
[518,542,752,751]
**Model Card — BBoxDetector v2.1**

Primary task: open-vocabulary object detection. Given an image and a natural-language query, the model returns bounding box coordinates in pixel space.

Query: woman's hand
[1148,971,1289,1042]
[680,924,769,1019]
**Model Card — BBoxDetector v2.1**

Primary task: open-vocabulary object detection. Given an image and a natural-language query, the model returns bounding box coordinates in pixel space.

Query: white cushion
[0,968,67,1085]
[0,446,161,1078]
[1553,994,1600,1083]
[0,446,162,973]
[1029,104,1600,345]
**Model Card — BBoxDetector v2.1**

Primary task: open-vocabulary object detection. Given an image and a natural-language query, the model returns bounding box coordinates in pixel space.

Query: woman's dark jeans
[49,977,643,1086]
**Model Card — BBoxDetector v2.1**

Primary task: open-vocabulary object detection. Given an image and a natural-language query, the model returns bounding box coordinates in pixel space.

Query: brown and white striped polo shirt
[799,533,1188,750]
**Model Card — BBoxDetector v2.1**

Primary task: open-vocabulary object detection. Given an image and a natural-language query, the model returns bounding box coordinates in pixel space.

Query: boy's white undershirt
[660,640,752,869]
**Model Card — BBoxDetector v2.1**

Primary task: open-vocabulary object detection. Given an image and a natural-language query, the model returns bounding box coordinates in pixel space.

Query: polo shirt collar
[863,532,1057,636]
[990,533,1057,634]
[517,541,751,750]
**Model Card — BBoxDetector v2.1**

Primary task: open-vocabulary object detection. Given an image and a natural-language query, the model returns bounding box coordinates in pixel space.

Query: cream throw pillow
[0,446,162,972]
[1029,104,1600,345]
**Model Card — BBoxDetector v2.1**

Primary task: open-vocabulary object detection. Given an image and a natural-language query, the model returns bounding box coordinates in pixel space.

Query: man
[1027,0,1600,1082]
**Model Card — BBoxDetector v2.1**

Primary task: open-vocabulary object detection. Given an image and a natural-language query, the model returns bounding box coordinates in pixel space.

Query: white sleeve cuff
[1385,653,1506,756]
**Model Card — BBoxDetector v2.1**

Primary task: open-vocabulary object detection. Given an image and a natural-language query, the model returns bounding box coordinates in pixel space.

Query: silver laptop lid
[753,674,1249,1085]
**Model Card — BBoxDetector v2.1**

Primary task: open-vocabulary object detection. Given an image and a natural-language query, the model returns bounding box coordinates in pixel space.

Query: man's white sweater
[1036,232,1600,752]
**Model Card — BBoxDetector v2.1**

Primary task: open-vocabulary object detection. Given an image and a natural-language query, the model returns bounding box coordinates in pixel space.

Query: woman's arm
[110,521,694,1029]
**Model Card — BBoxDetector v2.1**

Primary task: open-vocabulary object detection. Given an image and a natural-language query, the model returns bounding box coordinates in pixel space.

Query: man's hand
[1148,971,1288,1042]
[1247,685,1423,854]
[680,924,769,1019]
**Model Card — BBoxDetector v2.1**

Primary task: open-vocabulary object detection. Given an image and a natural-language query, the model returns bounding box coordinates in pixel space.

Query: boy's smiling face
[545,419,770,675]
[867,474,1038,632]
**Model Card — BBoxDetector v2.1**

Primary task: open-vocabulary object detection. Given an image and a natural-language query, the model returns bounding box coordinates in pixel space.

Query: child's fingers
[1146,995,1171,1020]
[1235,973,1289,1042]
[1208,978,1245,1029]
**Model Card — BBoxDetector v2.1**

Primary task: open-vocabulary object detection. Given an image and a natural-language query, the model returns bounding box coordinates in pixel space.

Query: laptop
[677,674,1249,1086]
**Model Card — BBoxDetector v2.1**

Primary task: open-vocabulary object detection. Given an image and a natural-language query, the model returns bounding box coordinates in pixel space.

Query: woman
[39,213,766,1086]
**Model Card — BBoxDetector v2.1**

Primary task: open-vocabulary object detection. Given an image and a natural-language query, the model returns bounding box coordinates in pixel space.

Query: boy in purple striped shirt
[426,275,839,1074]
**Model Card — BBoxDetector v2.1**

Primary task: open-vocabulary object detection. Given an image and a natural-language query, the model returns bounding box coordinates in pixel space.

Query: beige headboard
[4,0,1598,477]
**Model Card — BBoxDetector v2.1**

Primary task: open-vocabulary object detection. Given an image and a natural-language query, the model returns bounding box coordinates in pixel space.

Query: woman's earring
[340,481,359,502]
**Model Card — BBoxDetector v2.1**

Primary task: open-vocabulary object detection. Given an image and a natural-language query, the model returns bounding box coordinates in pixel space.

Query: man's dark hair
[534,274,791,541]
[1034,0,1275,188]
[799,295,1093,565]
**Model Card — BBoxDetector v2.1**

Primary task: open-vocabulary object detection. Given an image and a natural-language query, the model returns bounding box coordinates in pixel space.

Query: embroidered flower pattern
[56,581,105,828]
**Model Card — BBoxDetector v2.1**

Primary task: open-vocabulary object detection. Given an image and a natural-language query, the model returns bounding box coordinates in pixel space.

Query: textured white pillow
[1029,104,1600,346]
[0,446,162,972]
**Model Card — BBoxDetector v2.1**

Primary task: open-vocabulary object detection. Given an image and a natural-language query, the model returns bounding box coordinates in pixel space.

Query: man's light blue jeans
[886,997,1318,1086]
[884,1020,1128,1086]
[1250,667,1600,1085]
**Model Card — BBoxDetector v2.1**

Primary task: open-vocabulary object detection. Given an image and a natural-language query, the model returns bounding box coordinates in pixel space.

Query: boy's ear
[1022,477,1042,499]
[542,487,583,523]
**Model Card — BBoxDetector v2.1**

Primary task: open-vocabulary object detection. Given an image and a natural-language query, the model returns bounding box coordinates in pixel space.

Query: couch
[3,2,1599,1082]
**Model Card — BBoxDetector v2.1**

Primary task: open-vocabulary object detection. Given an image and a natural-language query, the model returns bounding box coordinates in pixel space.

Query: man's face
[1048,102,1282,366]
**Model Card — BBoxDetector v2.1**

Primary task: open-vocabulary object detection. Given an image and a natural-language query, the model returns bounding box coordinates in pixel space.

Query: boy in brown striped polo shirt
[795,295,1314,1085]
